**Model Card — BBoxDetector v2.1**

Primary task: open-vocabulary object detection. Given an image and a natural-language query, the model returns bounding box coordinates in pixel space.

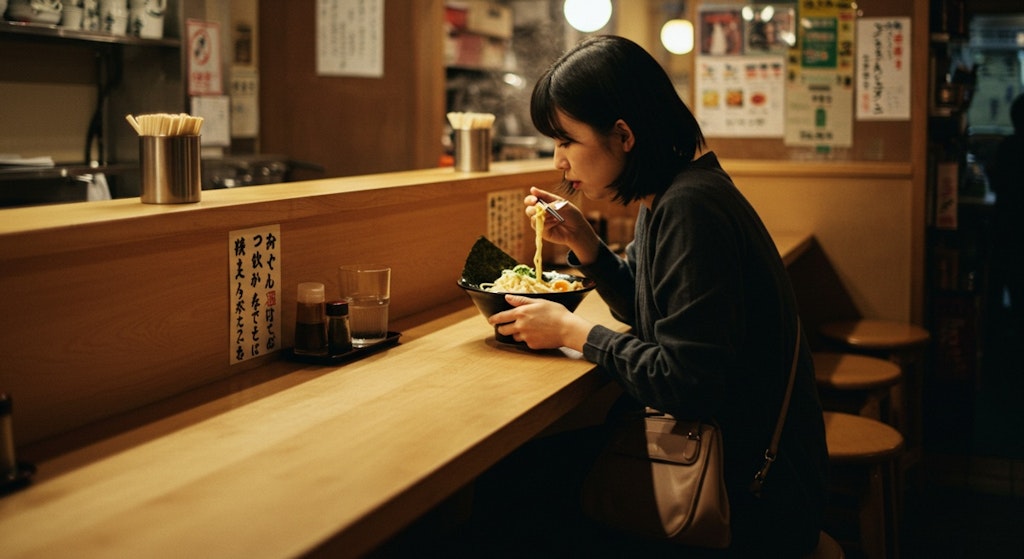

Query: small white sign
[230,68,260,138]
[229,225,282,364]
[187,19,224,95]
[316,0,384,78]
[191,95,231,147]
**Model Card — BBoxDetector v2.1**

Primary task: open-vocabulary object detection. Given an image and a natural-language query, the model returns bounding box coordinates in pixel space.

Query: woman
[487,36,828,557]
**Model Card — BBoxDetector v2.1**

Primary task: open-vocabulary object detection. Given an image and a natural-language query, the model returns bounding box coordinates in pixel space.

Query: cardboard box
[446,32,507,70]
[448,1,513,39]
[444,5,468,31]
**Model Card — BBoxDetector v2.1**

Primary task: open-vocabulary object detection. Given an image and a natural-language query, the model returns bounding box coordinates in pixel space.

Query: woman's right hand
[527,186,602,265]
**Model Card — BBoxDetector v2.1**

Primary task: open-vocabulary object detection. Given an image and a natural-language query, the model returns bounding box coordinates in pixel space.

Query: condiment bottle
[294,282,327,355]
[326,299,353,355]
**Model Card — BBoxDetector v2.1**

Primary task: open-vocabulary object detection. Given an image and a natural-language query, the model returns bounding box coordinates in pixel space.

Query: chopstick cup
[132,113,204,204]
[449,112,494,172]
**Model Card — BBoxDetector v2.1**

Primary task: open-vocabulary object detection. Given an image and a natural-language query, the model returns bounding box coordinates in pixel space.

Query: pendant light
[564,0,612,33]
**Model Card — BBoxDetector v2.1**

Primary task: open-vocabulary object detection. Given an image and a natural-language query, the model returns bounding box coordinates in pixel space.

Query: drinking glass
[338,264,390,347]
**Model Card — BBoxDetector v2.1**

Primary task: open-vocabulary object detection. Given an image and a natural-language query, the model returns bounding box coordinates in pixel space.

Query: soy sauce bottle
[294,282,327,355]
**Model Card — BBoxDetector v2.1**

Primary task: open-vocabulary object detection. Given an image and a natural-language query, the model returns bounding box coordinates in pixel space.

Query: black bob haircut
[531,35,706,205]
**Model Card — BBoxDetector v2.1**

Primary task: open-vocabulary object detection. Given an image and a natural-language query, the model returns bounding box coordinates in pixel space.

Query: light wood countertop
[0,231,812,559]
[0,296,625,559]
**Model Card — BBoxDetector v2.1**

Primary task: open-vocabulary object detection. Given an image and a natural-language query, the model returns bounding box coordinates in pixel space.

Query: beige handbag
[581,322,801,548]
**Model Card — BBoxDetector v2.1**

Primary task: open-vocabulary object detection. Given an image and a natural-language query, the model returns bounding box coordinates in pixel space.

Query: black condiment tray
[0,461,36,497]
[286,331,402,365]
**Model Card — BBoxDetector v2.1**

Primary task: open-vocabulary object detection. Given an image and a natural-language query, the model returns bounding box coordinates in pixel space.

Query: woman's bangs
[531,88,569,140]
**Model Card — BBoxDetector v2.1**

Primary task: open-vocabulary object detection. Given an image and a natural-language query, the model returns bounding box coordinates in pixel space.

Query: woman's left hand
[488,295,592,351]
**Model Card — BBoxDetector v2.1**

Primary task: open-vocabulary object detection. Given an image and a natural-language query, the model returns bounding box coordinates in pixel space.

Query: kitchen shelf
[0,19,180,48]
[0,163,138,183]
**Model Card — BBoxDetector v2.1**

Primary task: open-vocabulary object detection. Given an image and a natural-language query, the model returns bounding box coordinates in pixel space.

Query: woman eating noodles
[473,35,828,558]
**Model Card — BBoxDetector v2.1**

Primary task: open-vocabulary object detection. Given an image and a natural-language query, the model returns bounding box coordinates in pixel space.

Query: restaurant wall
[258,0,445,178]
[657,0,928,324]
[725,162,917,342]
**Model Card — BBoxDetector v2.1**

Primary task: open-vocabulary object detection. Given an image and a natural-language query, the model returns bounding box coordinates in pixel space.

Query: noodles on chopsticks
[480,197,583,294]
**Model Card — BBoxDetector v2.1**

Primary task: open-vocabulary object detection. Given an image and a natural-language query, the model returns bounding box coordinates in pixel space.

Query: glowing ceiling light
[661,19,694,55]
[563,0,612,33]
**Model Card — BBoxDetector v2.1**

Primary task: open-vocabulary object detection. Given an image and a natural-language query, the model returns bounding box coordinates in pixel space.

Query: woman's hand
[527,187,602,265]
[488,295,593,351]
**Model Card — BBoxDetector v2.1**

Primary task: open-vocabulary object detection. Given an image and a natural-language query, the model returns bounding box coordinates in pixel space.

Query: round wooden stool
[819,319,929,469]
[804,531,845,559]
[814,352,902,421]
[820,319,930,352]
[823,411,904,559]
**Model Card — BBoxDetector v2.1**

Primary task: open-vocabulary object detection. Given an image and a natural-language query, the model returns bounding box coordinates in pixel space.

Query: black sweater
[574,152,829,555]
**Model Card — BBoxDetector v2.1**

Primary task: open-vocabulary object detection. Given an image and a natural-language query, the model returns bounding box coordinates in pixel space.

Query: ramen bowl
[458,272,597,344]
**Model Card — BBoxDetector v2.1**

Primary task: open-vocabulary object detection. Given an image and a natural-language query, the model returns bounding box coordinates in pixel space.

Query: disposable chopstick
[125,113,204,136]
[446,111,496,130]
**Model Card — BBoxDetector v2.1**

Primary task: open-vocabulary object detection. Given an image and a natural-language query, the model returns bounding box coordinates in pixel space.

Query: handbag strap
[749,317,802,497]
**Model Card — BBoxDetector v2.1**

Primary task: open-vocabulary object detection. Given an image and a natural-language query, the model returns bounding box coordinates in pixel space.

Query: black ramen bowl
[458,272,598,344]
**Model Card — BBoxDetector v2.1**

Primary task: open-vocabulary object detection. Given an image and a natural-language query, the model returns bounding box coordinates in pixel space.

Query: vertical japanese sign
[230,68,260,138]
[856,17,911,121]
[187,19,223,96]
[784,0,856,148]
[316,0,384,78]
[935,162,958,230]
[229,225,281,363]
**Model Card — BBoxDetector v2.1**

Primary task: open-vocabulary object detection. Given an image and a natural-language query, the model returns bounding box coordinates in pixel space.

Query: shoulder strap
[749,318,802,497]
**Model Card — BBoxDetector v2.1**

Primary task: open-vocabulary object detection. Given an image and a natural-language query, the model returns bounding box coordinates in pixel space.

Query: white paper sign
[191,95,231,147]
[316,0,384,78]
[229,225,282,363]
[230,68,260,138]
[856,17,911,121]
[695,56,786,137]
[783,80,854,147]
[187,19,223,95]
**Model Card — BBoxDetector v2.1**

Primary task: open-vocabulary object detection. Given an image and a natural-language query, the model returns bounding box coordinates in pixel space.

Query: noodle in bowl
[458,272,597,344]
[459,199,594,343]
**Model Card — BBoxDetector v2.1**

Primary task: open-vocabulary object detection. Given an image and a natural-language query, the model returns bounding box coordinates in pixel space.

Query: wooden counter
[0,296,622,559]
[0,231,810,559]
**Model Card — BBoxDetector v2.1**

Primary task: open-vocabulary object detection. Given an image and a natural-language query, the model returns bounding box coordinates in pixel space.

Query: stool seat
[823,411,904,463]
[820,319,929,351]
[814,353,902,391]
[804,531,845,559]
[823,412,904,558]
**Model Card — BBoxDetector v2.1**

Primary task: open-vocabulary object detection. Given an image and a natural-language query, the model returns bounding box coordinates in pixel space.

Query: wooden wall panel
[259,0,445,178]
[0,162,560,447]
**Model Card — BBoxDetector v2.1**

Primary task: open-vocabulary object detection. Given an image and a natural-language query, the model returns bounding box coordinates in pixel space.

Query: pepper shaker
[326,299,353,355]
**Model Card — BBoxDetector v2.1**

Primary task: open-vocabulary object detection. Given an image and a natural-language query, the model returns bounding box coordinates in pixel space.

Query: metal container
[454,128,491,172]
[139,135,201,204]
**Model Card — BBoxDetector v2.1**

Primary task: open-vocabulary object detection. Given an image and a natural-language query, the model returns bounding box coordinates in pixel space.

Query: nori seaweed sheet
[461,236,520,287]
